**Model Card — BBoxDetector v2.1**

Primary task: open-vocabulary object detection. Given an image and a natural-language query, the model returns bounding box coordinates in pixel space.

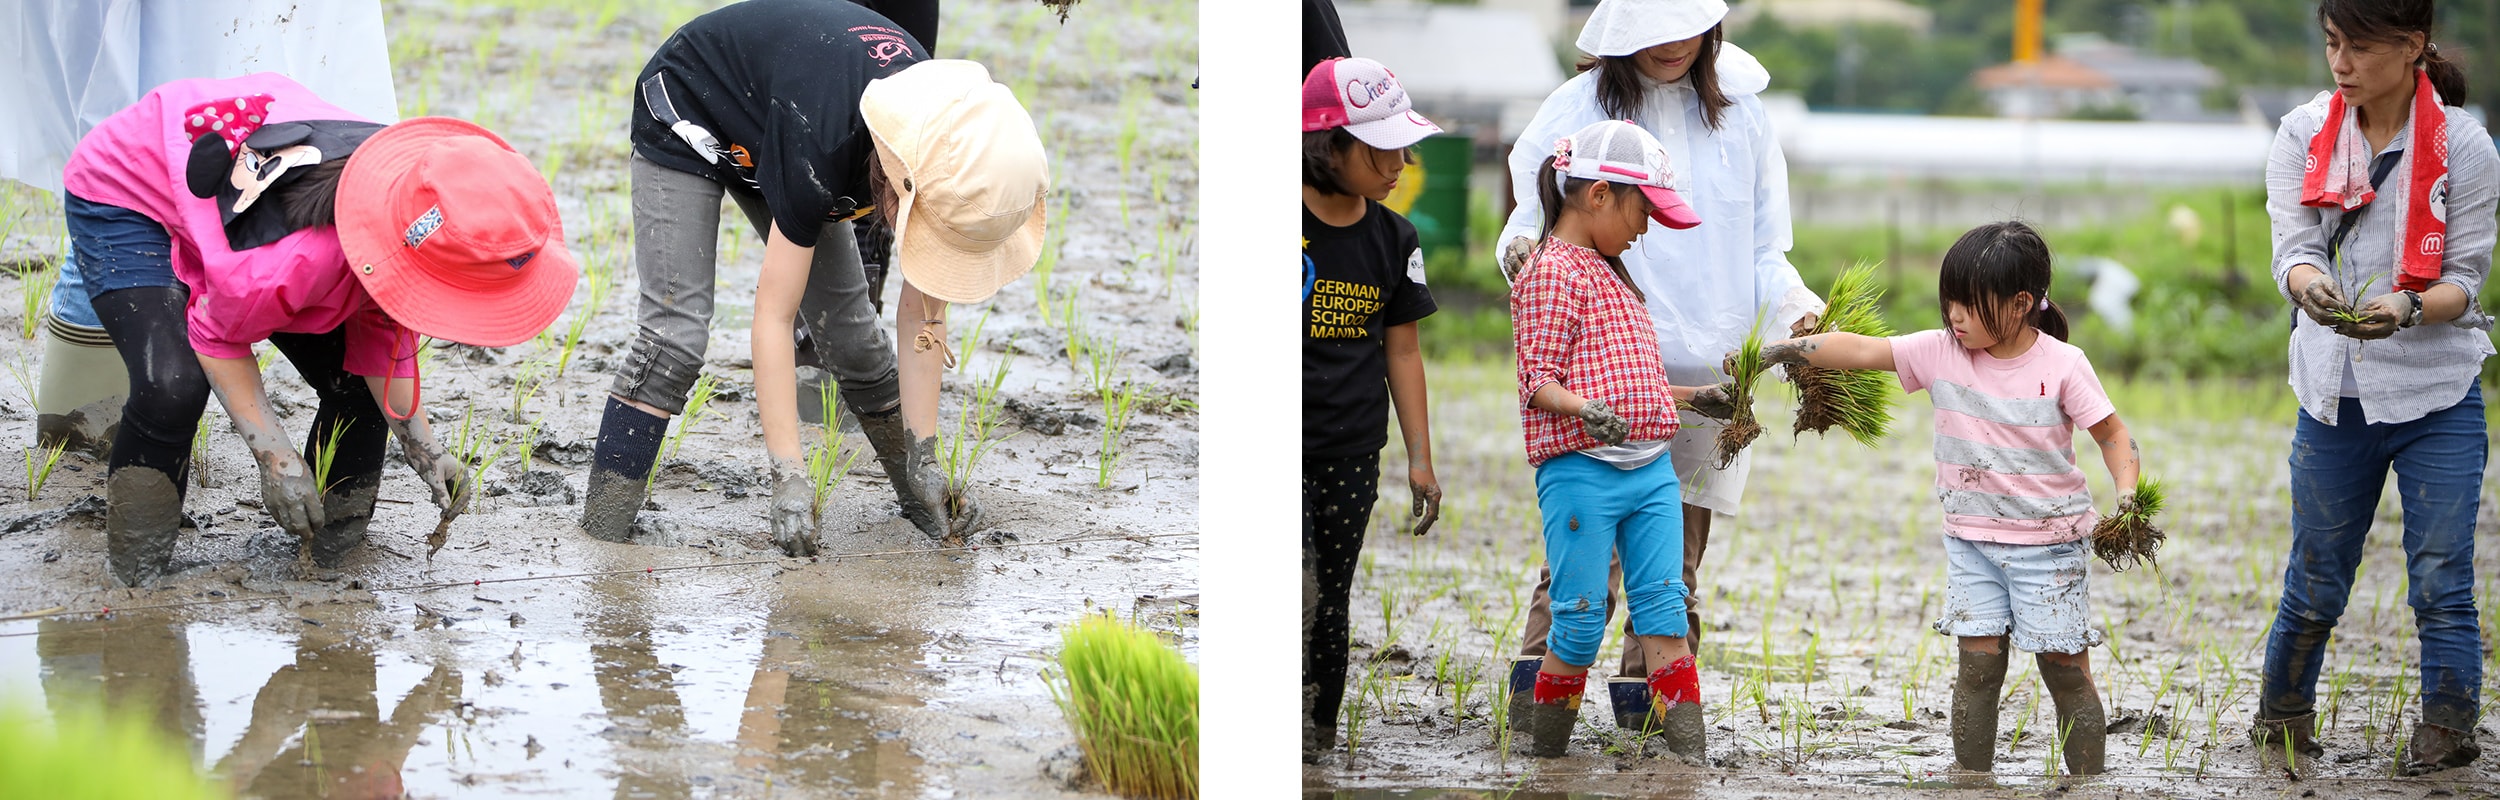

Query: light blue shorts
[1931,535,2105,654]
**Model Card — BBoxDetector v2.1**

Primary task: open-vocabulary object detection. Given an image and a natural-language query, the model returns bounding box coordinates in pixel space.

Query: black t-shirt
[629,0,928,248]
[1303,201,1436,460]
[1303,0,1352,78]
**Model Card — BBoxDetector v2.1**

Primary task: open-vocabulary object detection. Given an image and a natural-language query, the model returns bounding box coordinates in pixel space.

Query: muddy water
[0,0,1195,796]
[1312,359,2500,797]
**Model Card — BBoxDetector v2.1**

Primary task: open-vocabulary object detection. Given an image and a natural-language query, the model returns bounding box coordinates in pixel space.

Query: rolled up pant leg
[612,153,722,415]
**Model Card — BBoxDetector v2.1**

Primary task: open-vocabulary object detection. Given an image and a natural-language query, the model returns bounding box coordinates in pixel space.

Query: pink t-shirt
[62,73,415,378]
[1890,329,2117,545]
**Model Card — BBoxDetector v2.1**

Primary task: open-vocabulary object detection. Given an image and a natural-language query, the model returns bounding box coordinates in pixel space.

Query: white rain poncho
[0,0,398,191]
[1500,43,1822,390]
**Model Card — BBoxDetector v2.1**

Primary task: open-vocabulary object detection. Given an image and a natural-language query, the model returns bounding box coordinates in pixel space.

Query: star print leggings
[1303,452,1380,735]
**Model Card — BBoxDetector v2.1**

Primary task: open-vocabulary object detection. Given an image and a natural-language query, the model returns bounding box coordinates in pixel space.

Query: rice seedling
[507,358,550,424]
[22,439,67,501]
[191,414,216,488]
[309,419,350,493]
[1712,317,1768,468]
[18,261,55,339]
[941,311,1016,498]
[0,698,229,800]
[662,373,717,461]
[804,381,860,519]
[1044,614,1197,800]
[1032,199,1065,325]
[1787,261,1897,444]
[2090,478,2167,572]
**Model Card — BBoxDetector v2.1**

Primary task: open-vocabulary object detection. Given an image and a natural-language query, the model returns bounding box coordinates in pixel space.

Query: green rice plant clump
[0,698,230,800]
[1713,321,1768,469]
[2090,478,2168,572]
[1790,261,1900,445]
[1046,614,1198,800]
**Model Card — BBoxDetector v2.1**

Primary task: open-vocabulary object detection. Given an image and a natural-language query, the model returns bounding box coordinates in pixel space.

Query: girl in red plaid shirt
[1510,120,1735,759]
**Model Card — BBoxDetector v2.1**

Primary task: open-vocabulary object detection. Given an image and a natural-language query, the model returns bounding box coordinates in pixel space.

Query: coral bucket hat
[335,117,578,347]
[861,60,1049,305]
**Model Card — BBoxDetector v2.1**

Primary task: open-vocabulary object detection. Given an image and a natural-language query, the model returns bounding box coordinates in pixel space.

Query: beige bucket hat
[861,60,1049,304]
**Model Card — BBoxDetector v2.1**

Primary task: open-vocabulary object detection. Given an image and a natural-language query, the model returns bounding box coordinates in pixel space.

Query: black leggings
[90,286,388,494]
[1302,453,1380,732]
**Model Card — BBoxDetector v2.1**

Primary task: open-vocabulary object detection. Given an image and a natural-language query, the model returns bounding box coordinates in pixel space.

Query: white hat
[1302,57,1444,150]
[1576,0,1730,57]
[1553,120,1699,230]
[861,60,1049,305]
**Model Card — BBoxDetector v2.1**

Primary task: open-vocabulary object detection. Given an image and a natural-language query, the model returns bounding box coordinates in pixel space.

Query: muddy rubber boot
[106,467,183,587]
[1526,671,1586,758]
[580,468,649,542]
[1647,655,1706,760]
[1504,656,1538,733]
[308,472,380,568]
[1607,677,1652,730]
[1950,647,2009,772]
[582,397,668,543]
[1302,719,1334,764]
[2249,712,2324,760]
[2036,656,2106,775]
[2401,723,2480,775]
[853,404,948,540]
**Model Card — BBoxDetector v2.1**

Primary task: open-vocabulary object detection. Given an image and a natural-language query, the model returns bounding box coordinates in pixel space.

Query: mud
[2035,657,2107,775]
[0,0,1195,796]
[106,466,183,587]
[1312,360,2499,797]
[35,397,120,461]
[309,474,380,569]
[1949,646,2009,772]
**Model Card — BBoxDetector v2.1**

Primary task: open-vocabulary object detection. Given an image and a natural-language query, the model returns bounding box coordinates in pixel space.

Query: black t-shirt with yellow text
[1304,201,1436,459]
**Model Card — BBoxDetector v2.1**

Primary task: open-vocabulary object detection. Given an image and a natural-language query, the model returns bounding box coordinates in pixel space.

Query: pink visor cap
[1301,57,1444,150]
[1553,119,1700,229]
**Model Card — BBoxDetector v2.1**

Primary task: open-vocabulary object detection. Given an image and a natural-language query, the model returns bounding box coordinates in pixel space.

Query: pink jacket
[63,73,415,378]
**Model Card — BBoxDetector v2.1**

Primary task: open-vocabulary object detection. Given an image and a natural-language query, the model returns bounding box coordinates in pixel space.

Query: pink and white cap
[1553,119,1700,230]
[1301,57,1444,150]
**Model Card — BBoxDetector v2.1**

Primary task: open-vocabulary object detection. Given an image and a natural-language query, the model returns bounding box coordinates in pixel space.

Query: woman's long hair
[1938,220,2068,342]
[1575,25,1733,132]
[2321,0,2469,106]
[1532,156,1646,303]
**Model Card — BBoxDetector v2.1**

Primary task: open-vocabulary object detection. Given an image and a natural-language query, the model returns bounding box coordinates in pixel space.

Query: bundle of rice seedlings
[1713,323,1767,469]
[1047,614,1198,800]
[2090,478,2167,572]
[0,697,228,800]
[1790,261,1899,446]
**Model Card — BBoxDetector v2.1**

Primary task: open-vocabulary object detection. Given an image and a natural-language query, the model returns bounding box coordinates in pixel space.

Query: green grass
[1046,614,1198,800]
[0,697,228,800]
[19,260,55,340]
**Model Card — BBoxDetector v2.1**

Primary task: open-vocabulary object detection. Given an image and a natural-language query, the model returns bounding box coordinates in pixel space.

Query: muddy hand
[421,451,473,521]
[1758,339,1813,368]
[2334,292,2405,340]
[1408,467,1441,537]
[769,463,817,557]
[1686,382,1739,420]
[1576,398,1631,446]
[1790,312,1820,337]
[1498,236,1535,289]
[2293,275,2352,327]
[254,448,327,539]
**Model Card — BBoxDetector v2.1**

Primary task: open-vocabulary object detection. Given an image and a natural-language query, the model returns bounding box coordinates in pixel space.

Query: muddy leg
[1681,503,1710,653]
[2037,651,2105,775]
[1951,637,2009,772]
[106,467,183,586]
[1518,558,1627,731]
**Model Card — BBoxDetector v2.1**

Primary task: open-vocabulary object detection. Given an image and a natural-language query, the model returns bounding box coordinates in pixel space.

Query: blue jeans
[2262,385,2486,731]
[63,192,179,297]
[1535,453,1686,668]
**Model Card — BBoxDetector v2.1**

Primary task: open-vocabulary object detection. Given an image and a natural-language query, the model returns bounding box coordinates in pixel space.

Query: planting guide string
[1337,769,2493,784]
[0,531,1198,630]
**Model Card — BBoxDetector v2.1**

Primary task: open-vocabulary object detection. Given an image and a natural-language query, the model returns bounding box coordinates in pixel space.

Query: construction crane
[2015,0,2043,63]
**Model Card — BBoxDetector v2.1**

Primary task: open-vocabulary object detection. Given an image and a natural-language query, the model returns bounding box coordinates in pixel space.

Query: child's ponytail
[2033,298,2071,342]
[1530,155,1645,303]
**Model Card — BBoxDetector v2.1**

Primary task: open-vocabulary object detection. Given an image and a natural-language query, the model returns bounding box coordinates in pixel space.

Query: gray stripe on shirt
[1931,380,2067,427]
[1939,488,2096,520]
[1934,435,2081,476]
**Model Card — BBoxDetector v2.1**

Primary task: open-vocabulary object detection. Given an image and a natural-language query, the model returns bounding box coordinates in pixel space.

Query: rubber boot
[35,315,123,460]
[1504,656,1538,733]
[853,403,951,541]
[1527,671,1585,758]
[580,466,648,543]
[581,398,669,543]
[1302,718,1334,764]
[1950,646,2009,772]
[1608,677,1652,730]
[308,471,380,568]
[2036,656,2106,775]
[2249,712,2323,759]
[1647,656,1706,760]
[2401,722,2480,775]
[106,467,183,587]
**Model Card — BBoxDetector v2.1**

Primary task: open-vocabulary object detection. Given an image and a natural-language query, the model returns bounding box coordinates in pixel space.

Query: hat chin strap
[381,328,424,421]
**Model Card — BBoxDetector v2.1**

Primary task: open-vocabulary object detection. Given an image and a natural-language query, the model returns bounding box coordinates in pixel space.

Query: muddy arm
[754,222,814,473]
[2085,413,2139,496]
[1760,332,1895,372]
[199,353,325,536]
[365,375,469,516]
[1384,322,1439,535]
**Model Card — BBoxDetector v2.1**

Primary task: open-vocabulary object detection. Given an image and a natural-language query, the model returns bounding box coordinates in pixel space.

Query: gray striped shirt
[2267,94,2498,426]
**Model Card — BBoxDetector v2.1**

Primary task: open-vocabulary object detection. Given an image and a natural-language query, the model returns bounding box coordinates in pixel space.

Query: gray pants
[616,153,899,416]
